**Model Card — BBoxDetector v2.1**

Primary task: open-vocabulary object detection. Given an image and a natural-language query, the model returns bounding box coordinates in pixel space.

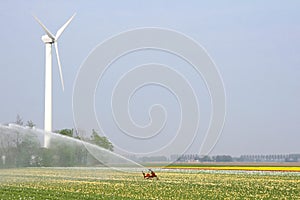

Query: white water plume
[0,124,144,171]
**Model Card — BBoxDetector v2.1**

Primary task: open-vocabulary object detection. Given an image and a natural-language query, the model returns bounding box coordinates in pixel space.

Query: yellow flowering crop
[0,167,299,199]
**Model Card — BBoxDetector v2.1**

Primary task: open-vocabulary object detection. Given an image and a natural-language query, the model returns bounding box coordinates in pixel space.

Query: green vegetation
[0,115,114,168]
[91,129,114,152]
[0,168,299,199]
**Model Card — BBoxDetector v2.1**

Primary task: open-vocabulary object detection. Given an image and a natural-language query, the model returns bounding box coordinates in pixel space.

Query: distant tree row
[0,115,114,168]
[14,114,36,128]
[170,154,300,163]
[55,128,113,152]
[170,154,233,162]
[13,114,113,151]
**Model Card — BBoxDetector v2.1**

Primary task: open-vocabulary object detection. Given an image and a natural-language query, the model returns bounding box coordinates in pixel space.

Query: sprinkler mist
[0,124,144,172]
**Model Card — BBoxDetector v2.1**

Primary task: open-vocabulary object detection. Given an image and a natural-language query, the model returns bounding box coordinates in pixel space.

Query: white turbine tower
[34,14,75,147]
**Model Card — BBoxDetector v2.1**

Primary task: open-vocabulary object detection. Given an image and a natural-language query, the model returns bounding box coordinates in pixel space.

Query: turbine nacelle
[34,13,75,91]
[41,35,54,44]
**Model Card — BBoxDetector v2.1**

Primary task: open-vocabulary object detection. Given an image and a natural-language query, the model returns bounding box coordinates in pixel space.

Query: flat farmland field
[0,167,299,200]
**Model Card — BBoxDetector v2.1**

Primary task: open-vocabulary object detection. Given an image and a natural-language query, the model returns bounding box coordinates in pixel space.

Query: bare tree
[15,114,23,126]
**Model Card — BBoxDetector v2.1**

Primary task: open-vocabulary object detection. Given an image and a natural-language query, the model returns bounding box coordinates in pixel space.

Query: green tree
[200,155,212,162]
[26,120,36,128]
[58,129,74,137]
[215,155,233,162]
[91,129,113,151]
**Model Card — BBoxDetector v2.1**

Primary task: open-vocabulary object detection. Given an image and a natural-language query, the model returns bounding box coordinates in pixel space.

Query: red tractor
[142,169,159,180]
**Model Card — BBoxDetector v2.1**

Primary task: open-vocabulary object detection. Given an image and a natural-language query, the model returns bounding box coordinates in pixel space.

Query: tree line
[0,115,114,168]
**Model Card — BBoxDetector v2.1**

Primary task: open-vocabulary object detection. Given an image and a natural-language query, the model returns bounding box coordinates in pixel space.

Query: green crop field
[0,168,299,199]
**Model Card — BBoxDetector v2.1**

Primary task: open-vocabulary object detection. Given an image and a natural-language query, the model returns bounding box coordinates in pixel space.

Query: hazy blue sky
[0,1,299,156]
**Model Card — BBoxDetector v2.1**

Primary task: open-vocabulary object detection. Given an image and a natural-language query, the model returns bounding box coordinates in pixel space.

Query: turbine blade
[55,13,76,40]
[54,42,65,91]
[33,16,55,40]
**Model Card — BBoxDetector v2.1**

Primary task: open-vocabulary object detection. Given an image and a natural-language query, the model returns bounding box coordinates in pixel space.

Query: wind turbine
[34,14,75,147]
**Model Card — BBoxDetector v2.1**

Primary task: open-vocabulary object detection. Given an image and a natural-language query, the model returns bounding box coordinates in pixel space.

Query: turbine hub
[41,35,54,44]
